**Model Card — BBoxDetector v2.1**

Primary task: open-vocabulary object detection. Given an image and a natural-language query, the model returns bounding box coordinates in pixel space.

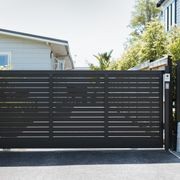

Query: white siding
[177,0,180,25]
[0,34,51,70]
[160,0,178,31]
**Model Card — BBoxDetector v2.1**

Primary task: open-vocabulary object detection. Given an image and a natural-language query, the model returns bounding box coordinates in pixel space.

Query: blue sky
[0,0,135,67]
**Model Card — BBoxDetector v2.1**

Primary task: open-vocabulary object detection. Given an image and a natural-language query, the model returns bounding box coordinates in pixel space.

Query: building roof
[0,28,68,45]
[157,0,166,7]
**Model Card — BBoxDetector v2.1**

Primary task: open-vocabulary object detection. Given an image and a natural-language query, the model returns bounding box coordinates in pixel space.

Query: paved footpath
[0,150,180,180]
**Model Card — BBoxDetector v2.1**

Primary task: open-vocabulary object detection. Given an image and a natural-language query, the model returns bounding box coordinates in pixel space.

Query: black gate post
[177,62,180,124]
[176,61,180,151]
[165,57,172,151]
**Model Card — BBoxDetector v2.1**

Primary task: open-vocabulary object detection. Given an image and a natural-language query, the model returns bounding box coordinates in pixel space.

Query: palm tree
[89,50,113,70]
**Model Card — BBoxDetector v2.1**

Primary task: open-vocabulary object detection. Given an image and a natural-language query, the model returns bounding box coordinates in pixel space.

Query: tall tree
[89,50,113,70]
[130,0,160,38]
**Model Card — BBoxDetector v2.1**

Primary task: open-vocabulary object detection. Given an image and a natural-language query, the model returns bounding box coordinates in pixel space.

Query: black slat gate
[0,71,163,148]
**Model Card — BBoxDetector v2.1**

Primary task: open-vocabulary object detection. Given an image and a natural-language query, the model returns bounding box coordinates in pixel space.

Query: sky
[0,0,135,67]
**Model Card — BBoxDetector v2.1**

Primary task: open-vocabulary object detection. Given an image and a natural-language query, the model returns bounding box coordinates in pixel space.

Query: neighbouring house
[157,0,180,31]
[0,28,74,70]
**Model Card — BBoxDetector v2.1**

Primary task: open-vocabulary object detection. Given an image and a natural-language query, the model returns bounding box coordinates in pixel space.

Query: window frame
[0,52,11,69]
[58,60,65,70]
[167,6,170,31]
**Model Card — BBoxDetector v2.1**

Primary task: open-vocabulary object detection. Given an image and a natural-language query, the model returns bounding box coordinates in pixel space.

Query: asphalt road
[0,150,179,180]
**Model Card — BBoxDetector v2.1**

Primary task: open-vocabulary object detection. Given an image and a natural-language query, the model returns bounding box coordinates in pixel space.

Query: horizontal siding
[177,0,180,25]
[0,34,51,70]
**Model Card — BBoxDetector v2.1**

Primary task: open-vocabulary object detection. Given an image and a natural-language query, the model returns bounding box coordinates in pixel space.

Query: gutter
[157,0,166,7]
[65,45,74,69]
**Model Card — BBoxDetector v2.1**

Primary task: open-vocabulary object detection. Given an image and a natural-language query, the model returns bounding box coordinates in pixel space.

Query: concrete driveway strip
[0,150,179,180]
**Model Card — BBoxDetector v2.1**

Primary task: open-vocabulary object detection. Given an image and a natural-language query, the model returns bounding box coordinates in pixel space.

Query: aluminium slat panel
[0,70,163,148]
[0,72,51,145]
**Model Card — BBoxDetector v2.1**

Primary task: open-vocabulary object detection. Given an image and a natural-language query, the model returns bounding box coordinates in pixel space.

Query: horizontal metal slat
[0,89,50,93]
[108,132,160,136]
[0,132,50,136]
[53,107,105,111]
[106,83,160,88]
[0,122,50,126]
[0,79,50,83]
[107,118,160,121]
[107,127,160,131]
[53,132,105,136]
[53,117,105,121]
[107,102,160,106]
[0,83,49,88]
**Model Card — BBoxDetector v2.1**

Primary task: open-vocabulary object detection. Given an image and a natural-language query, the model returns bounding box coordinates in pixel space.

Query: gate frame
[164,56,172,151]
[2,71,164,148]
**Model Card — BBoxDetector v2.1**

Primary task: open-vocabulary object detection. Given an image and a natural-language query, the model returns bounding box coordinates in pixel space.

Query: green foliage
[140,21,167,62]
[107,60,118,70]
[90,1,180,72]
[89,50,113,70]
[117,41,142,70]
[168,27,180,63]
[130,0,160,37]
[117,21,167,70]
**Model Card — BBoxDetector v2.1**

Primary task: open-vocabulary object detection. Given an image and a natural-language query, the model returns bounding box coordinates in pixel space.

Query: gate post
[164,57,172,151]
[176,62,180,151]
[177,62,180,126]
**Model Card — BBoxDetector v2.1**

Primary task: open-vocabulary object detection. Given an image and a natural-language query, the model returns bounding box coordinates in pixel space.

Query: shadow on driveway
[0,150,179,167]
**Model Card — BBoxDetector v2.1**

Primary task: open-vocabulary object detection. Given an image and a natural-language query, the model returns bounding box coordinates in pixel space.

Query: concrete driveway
[0,150,179,180]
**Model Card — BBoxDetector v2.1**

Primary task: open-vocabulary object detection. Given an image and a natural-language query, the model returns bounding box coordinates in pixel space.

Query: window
[53,58,65,70]
[164,0,176,31]
[58,60,65,70]
[0,53,10,69]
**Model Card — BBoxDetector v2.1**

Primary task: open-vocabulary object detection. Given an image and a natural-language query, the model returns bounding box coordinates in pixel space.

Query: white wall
[0,34,52,70]
[177,0,180,25]
[160,0,176,31]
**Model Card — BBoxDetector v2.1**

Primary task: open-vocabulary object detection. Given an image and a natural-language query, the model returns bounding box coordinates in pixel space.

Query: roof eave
[0,28,68,46]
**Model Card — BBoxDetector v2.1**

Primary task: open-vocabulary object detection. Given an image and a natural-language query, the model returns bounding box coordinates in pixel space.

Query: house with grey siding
[157,0,180,31]
[0,28,74,70]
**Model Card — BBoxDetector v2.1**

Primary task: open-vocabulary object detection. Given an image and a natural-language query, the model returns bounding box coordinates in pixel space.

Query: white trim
[0,52,11,69]
[162,0,174,7]
[0,31,68,46]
